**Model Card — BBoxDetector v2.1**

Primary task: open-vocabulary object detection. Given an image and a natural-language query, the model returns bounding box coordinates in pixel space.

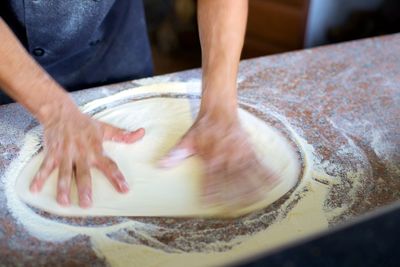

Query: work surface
[1,34,399,266]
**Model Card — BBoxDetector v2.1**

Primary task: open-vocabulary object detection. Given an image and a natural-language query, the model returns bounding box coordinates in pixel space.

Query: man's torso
[0,0,153,104]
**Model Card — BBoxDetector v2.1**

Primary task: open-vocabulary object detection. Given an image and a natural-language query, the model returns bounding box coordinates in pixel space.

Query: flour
[16,96,300,217]
[3,82,364,266]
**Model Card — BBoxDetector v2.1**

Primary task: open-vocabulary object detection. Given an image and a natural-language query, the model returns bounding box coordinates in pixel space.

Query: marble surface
[238,201,400,267]
[0,33,399,266]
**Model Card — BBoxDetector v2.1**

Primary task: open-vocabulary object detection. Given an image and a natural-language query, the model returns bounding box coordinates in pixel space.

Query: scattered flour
[3,82,363,266]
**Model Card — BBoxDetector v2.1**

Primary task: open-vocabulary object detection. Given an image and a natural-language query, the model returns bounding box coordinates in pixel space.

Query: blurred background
[144,0,400,75]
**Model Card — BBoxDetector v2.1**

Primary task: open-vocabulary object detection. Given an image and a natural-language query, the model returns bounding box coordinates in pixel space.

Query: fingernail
[80,194,92,208]
[30,183,39,193]
[57,194,70,206]
[159,149,189,168]
[120,181,130,193]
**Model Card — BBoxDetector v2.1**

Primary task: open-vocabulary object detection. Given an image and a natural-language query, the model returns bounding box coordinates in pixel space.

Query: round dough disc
[15,96,300,217]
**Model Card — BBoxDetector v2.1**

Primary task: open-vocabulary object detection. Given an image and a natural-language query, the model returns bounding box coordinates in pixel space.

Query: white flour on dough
[4,82,359,267]
[15,96,300,217]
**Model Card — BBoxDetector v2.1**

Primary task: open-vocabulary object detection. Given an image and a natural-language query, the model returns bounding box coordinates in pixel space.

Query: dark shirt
[0,0,153,104]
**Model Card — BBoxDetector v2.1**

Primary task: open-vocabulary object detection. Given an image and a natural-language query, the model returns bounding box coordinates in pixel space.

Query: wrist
[199,95,238,126]
[10,69,78,125]
[36,92,77,126]
[200,76,237,104]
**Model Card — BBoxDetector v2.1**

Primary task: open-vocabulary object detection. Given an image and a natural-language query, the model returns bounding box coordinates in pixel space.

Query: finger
[201,177,223,207]
[75,159,92,208]
[158,137,195,168]
[200,161,224,206]
[57,155,73,206]
[203,154,259,210]
[224,174,262,209]
[102,123,145,143]
[226,160,279,208]
[30,155,57,193]
[248,160,281,192]
[94,156,129,193]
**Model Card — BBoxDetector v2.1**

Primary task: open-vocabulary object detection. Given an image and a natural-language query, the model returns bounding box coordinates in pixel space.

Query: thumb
[102,123,145,143]
[158,136,195,168]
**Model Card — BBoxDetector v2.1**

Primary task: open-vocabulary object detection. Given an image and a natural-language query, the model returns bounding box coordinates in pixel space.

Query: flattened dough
[15,84,300,217]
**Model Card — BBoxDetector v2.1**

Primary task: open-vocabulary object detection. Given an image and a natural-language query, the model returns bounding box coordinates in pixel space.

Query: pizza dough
[15,96,300,217]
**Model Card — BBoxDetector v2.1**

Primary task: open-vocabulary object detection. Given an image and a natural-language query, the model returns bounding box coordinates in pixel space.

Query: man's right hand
[0,19,145,208]
[29,103,145,208]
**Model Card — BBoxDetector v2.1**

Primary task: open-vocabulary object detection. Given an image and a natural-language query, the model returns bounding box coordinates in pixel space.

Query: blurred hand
[29,105,144,208]
[159,112,278,211]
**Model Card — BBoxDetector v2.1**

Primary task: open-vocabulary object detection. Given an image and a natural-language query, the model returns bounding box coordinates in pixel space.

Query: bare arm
[198,0,248,120]
[0,18,73,123]
[0,18,144,208]
[161,1,277,209]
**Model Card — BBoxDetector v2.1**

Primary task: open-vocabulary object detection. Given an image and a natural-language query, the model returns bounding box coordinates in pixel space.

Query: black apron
[0,0,153,104]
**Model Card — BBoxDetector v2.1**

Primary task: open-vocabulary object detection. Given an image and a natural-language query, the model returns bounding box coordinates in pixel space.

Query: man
[0,0,275,210]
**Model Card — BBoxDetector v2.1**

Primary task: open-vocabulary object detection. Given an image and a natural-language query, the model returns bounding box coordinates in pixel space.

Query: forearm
[197,0,248,117]
[0,18,75,124]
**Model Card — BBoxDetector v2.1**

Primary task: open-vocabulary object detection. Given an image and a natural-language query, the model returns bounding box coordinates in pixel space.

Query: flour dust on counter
[15,92,300,218]
[4,82,365,267]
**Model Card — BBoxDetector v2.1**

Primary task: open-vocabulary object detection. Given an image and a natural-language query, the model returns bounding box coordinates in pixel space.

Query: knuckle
[78,174,91,184]
[32,174,42,183]
[44,158,56,170]
[58,179,68,190]
[105,159,118,170]
[110,168,122,179]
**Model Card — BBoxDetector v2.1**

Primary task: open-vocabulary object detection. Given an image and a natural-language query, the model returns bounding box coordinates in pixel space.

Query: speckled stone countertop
[0,34,399,266]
